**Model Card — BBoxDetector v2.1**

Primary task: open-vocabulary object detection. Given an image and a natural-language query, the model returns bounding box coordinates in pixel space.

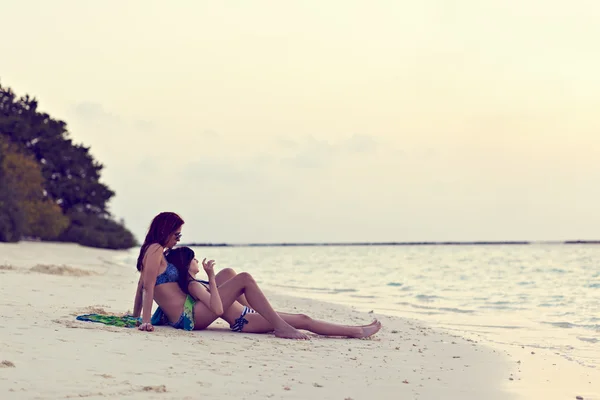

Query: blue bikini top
[155,262,179,286]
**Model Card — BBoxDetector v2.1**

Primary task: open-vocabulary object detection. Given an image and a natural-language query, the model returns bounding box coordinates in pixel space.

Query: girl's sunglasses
[174,232,182,240]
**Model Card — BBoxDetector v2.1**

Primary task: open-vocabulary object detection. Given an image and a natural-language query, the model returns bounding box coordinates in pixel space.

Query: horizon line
[178,240,600,248]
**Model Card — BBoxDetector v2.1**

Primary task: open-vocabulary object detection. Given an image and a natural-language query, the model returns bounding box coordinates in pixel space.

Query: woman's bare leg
[221,309,381,338]
[215,268,249,307]
[196,272,309,340]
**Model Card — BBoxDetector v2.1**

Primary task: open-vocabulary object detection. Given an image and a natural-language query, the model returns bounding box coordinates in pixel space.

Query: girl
[166,246,382,339]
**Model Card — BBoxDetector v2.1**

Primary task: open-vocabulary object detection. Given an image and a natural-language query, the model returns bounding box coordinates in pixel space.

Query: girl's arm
[205,264,224,316]
[139,244,163,330]
[187,266,223,316]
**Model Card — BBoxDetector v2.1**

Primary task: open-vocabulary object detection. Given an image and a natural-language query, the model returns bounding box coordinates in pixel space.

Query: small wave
[396,302,474,314]
[270,284,331,292]
[479,304,528,311]
[537,303,565,308]
[544,321,575,329]
[387,282,403,287]
[551,311,576,317]
[331,288,358,294]
[517,281,535,286]
[415,294,441,302]
[397,301,435,311]
[413,311,443,316]
[577,337,599,344]
[588,283,600,289]
[542,321,600,331]
[270,284,357,294]
[439,307,476,314]
[349,294,378,299]
[533,268,567,274]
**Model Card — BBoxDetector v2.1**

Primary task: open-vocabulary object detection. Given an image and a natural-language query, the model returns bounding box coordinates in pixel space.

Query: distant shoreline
[179,240,600,247]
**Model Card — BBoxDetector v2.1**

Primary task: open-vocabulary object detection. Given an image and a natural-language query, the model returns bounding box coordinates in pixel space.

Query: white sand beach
[0,242,597,400]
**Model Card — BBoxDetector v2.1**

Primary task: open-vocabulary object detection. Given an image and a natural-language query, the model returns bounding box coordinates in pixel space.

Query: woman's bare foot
[274,326,310,340]
[352,320,382,338]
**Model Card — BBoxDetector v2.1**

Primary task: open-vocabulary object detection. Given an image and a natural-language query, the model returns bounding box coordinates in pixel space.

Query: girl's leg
[222,311,381,338]
[282,314,381,338]
[214,268,249,307]
[195,272,309,340]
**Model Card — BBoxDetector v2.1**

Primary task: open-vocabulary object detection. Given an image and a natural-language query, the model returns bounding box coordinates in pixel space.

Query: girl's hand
[202,258,216,276]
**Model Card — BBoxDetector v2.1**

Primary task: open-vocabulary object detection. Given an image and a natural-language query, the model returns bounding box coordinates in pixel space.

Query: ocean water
[120,244,599,368]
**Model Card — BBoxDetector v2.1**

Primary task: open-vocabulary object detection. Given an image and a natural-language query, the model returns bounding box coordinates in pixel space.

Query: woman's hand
[138,322,154,332]
[202,258,216,277]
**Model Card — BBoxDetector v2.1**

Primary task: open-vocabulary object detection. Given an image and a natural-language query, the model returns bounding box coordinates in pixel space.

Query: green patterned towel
[76,314,141,328]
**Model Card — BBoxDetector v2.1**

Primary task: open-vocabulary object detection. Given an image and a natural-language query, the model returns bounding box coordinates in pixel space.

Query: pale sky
[1,1,599,243]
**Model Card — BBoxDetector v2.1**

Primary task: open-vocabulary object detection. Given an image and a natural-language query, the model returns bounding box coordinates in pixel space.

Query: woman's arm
[139,244,163,330]
[132,276,143,317]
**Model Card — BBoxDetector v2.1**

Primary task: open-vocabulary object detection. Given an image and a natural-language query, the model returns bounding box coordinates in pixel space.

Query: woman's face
[166,227,182,249]
[189,258,200,277]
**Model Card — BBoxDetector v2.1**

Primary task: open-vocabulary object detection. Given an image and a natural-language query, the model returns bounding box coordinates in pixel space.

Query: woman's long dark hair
[165,247,196,294]
[136,212,184,272]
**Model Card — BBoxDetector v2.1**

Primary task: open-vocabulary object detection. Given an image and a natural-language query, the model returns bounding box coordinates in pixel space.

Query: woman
[134,213,381,339]
[132,212,309,339]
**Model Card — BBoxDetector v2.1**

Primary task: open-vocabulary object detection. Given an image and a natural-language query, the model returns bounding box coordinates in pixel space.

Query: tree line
[0,82,137,249]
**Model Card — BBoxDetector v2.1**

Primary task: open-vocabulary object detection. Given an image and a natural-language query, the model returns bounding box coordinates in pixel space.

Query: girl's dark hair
[165,246,196,294]
[136,212,184,272]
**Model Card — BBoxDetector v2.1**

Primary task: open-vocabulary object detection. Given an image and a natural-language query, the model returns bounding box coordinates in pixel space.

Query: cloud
[134,119,156,132]
[275,137,299,149]
[276,134,381,169]
[181,157,259,184]
[71,102,122,126]
[342,134,379,153]
[70,102,162,136]
[199,129,219,138]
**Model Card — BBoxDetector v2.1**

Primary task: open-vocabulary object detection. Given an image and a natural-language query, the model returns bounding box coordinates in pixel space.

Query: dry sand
[0,242,597,399]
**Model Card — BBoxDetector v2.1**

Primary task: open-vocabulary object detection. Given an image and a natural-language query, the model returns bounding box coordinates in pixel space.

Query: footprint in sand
[30,264,96,276]
[52,319,121,333]
[1,361,15,368]
[141,385,167,393]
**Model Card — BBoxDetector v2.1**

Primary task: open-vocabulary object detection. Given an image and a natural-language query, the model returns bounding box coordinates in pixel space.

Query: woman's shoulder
[146,243,164,253]
[143,243,165,261]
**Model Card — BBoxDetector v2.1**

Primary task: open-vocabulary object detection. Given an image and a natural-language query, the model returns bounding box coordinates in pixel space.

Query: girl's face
[189,258,200,277]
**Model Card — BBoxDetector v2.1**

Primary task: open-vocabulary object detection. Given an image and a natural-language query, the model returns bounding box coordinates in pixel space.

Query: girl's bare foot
[274,326,311,340]
[360,319,380,328]
[352,320,382,338]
